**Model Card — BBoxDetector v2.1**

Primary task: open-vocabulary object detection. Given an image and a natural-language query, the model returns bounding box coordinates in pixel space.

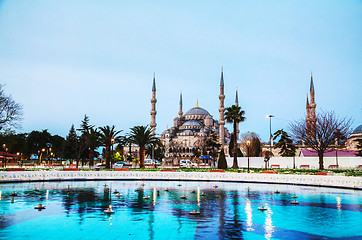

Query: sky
[0,0,361,141]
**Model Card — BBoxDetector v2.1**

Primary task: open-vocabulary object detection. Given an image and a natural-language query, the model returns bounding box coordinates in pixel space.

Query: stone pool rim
[0,171,361,190]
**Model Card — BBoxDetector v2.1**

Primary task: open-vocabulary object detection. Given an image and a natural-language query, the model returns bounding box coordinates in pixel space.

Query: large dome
[184,107,209,116]
[352,124,362,134]
[182,120,201,127]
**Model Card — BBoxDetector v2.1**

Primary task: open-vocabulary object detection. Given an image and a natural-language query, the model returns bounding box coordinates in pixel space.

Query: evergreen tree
[64,125,77,164]
[250,137,261,157]
[229,134,243,157]
[273,129,296,157]
[274,129,297,168]
[217,149,227,169]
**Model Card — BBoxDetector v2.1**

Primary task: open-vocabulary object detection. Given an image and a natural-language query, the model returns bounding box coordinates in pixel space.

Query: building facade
[153,69,232,161]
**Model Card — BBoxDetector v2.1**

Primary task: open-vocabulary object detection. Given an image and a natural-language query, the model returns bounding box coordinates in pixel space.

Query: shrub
[217,150,227,169]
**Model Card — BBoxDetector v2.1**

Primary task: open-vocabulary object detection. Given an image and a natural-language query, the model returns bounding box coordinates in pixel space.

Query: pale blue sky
[0,0,361,141]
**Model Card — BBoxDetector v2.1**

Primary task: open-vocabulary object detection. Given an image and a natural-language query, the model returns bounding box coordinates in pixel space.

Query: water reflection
[0,181,361,240]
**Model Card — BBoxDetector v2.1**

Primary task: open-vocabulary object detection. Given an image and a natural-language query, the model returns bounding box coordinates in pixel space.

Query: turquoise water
[0,181,361,240]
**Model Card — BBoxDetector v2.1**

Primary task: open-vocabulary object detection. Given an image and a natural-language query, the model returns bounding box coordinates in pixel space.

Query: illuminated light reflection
[245,199,254,231]
[336,197,342,211]
[153,187,156,205]
[264,204,274,240]
[197,187,200,206]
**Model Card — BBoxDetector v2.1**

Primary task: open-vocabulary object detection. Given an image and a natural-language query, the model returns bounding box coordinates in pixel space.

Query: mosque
[150,68,234,160]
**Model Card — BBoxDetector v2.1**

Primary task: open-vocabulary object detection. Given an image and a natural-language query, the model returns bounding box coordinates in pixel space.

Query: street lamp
[2,144,6,168]
[111,138,115,168]
[266,115,274,160]
[247,140,251,173]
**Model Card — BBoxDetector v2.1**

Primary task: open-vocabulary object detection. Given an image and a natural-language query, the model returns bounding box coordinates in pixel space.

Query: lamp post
[267,115,274,150]
[111,138,115,168]
[2,144,6,168]
[247,140,250,173]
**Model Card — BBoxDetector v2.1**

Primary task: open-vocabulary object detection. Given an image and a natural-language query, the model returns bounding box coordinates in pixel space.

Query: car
[144,159,161,167]
[113,161,132,168]
[95,162,106,171]
[180,159,198,168]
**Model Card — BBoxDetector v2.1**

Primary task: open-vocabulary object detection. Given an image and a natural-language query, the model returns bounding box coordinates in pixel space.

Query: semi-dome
[182,120,201,126]
[174,117,180,120]
[352,124,362,134]
[184,107,209,116]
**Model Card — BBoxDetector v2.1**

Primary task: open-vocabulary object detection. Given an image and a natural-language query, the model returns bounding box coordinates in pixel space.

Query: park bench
[261,171,277,174]
[114,168,129,171]
[6,168,25,171]
[161,169,177,172]
[63,168,79,171]
[300,165,310,169]
[328,165,339,169]
[271,165,280,168]
[357,165,362,168]
[210,169,225,172]
[316,172,328,175]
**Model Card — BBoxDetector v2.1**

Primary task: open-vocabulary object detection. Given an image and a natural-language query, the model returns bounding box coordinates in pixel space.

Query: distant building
[151,68,234,161]
[346,124,362,150]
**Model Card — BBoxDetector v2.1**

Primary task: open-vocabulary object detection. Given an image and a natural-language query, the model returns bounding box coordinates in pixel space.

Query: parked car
[180,159,198,168]
[95,162,106,171]
[144,159,161,167]
[113,161,132,168]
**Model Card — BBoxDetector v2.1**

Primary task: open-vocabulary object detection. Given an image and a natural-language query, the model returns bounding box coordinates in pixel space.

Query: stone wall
[226,156,362,169]
[0,171,361,190]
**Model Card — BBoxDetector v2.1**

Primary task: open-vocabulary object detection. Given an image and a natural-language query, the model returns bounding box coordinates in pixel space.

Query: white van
[180,159,198,168]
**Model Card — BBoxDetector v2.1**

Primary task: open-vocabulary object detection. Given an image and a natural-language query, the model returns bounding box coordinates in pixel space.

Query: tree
[224,105,246,168]
[262,150,273,169]
[0,85,23,131]
[128,125,158,168]
[273,129,297,168]
[240,132,261,157]
[99,125,122,168]
[229,134,243,157]
[26,130,52,164]
[64,125,78,165]
[50,135,65,160]
[86,127,100,167]
[217,149,227,169]
[205,131,221,160]
[290,111,352,170]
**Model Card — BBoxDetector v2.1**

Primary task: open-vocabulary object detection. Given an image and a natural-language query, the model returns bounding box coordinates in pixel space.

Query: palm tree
[225,105,246,168]
[99,125,122,168]
[85,127,100,167]
[128,125,159,168]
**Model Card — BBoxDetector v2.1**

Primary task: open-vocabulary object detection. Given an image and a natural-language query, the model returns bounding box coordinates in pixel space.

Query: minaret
[235,88,239,140]
[306,94,310,127]
[218,67,225,145]
[178,91,183,118]
[150,73,157,135]
[309,72,316,125]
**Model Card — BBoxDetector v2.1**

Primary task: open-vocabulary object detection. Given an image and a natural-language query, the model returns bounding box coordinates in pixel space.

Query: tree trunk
[105,145,111,168]
[293,156,295,169]
[89,148,94,167]
[318,152,324,170]
[232,121,238,168]
[140,146,145,168]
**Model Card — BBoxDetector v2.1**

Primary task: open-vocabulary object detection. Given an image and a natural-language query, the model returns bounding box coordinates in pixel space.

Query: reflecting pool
[0,181,361,240]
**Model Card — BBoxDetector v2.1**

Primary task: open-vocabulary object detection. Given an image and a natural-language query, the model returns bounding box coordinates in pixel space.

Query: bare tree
[290,111,352,170]
[0,85,23,130]
[240,132,262,157]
